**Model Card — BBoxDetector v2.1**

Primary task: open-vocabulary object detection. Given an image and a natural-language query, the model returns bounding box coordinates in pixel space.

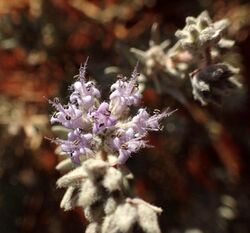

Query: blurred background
[0,0,249,233]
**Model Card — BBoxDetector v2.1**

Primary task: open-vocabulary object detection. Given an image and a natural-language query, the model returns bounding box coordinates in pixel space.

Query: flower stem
[101,150,108,161]
[204,46,212,67]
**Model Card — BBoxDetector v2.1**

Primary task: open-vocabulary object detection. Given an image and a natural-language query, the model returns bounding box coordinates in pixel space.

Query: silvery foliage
[131,23,191,79]
[175,11,234,52]
[56,157,162,233]
[175,11,242,105]
[131,11,242,106]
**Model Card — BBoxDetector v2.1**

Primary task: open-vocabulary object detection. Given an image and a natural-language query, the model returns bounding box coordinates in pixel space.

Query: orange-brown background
[0,1,249,233]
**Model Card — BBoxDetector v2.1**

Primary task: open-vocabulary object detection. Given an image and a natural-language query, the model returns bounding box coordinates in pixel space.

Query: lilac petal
[118,149,131,164]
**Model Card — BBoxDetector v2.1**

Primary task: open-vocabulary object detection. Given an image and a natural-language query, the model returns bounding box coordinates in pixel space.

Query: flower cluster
[174,11,242,105]
[175,11,234,53]
[50,61,171,165]
[131,23,191,79]
[191,63,241,105]
[130,11,242,106]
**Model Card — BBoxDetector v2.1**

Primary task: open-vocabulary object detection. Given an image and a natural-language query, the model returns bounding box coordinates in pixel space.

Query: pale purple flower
[118,136,147,164]
[54,128,93,164]
[78,61,87,80]
[89,102,116,134]
[109,67,141,118]
[132,108,171,134]
[111,128,135,150]
[108,128,147,164]
[70,80,100,111]
[69,61,100,111]
[50,98,83,129]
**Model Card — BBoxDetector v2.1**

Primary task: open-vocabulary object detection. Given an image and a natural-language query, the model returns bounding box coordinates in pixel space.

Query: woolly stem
[203,46,212,67]
[153,73,163,94]
[101,150,108,161]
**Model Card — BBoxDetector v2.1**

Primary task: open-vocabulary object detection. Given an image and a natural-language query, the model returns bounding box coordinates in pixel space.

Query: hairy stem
[101,150,108,161]
[203,46,212,67]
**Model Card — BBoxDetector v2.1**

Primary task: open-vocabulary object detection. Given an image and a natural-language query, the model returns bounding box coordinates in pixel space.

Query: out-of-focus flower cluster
[50,61,171,165]
[131,11,242,106]
[175,11,234,52]
[176,11,242,105]
[131,23,192,79]
[190,63,241,106]
[0,97,48,150]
